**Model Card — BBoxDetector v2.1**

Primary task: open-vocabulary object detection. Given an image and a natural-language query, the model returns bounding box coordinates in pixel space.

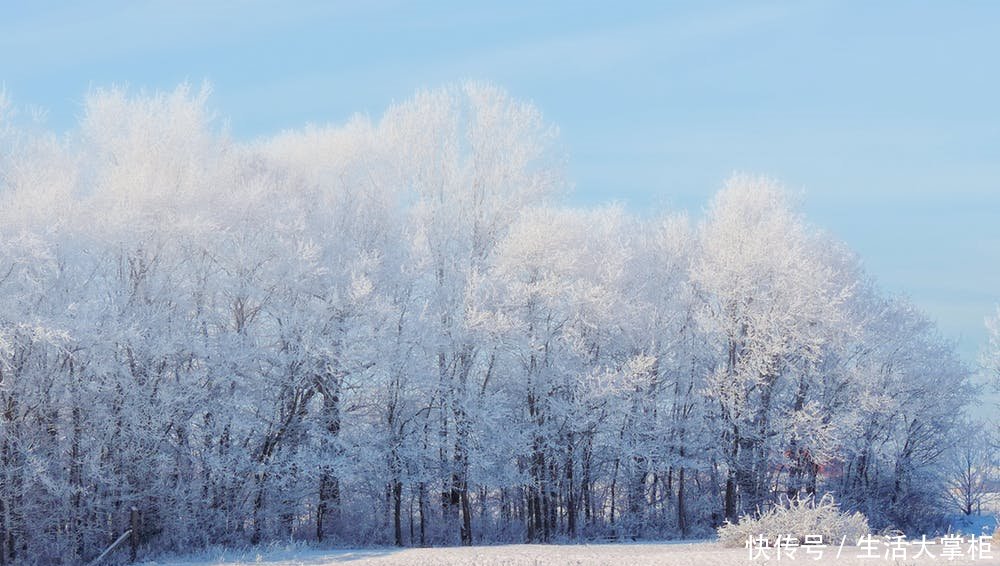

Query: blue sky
[3,1,998,375]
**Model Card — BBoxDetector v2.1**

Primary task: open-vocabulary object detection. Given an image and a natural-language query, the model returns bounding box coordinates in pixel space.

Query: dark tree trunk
[581,438,593,529]
[724,472,737,522]
[392,480,403,547]
[316,368,342,542]
[565,447,576,538]
[316,473,340,541]
[71,402,84,560]
[677,467,688,538]
[418,482,427,547]
[251,473,266,545]
[460,485,472,546]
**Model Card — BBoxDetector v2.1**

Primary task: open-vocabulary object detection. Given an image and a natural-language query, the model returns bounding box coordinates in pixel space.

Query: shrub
[717,494,870,548]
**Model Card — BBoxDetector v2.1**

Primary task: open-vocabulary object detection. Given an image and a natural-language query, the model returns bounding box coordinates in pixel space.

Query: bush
[717,494,870,547]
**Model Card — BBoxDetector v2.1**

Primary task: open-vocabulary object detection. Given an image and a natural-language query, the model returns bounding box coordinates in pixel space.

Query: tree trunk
[71,401,84,560]
[459,485,472,546]
[251,473,266,545]
[392,480,403,546]
[581,439,593,529]
[565,447,576,538]
[316,368,342,542]
[418,482,427,547]
[724,471,737,522]
[316,473,340,541]
[677,467,688,538]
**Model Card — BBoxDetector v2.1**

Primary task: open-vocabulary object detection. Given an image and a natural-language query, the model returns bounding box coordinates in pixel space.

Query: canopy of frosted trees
[0,84,973,564]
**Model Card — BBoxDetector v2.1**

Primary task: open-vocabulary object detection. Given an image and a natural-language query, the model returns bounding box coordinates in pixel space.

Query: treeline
[0,83,971,564]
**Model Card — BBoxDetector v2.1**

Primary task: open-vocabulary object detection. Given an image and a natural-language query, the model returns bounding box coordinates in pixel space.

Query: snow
[140,541,1000,565]
[139,547,398,566]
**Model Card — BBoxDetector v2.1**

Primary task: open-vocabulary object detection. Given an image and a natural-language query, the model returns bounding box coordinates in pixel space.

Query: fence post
[129,507,139,563]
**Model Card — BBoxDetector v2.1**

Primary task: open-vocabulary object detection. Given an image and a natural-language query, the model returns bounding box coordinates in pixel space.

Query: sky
[2,1,998,385]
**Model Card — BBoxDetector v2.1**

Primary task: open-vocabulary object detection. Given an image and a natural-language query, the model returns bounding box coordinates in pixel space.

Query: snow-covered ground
[140,540,1000,566]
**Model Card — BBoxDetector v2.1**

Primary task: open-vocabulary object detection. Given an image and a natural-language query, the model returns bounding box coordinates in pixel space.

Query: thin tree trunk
[460,485,472,545]
[251,473,266,545]
[418,482,427,547]
[677,467,688,538]
[393,480,403,547]
[565,447,576,538]
[724,471,737,522]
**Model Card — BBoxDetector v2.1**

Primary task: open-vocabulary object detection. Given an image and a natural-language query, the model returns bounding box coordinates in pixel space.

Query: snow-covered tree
[690,176,855,519]
[943,420,997,516]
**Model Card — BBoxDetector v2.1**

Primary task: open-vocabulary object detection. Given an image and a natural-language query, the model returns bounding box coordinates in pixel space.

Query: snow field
[142,541,1000,566]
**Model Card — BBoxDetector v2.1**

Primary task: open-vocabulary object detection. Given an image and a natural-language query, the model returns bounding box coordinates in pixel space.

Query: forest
[0,83,983,564]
